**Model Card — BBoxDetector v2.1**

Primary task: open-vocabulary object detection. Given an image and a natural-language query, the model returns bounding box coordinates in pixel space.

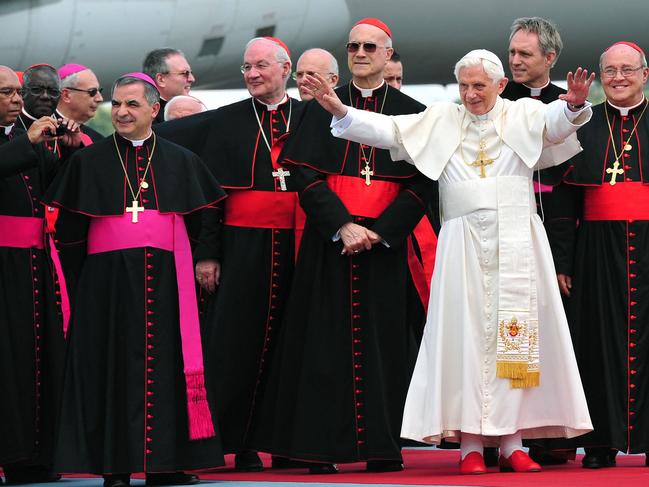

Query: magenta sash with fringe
[87,210,215,440]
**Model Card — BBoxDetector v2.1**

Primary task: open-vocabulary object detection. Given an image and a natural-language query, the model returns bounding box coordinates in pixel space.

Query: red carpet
[194,450,649,486]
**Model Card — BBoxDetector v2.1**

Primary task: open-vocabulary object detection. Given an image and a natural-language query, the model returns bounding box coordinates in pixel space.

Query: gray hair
[599,44,648,69]
[23,65,60,88]
[60,70,87,89]
[245,38,291,67]
[297,48,339,75]
[163,95,207,120]
[111,76,160,106]
[142,48,184,78]
[510,17,563,66]
[453,57,504,83]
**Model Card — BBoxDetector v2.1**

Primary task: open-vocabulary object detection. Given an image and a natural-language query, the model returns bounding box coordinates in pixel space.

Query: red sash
[326,175,437,311]
[584,182,649,221]
[223,190,306,260]
[0,214,71,336]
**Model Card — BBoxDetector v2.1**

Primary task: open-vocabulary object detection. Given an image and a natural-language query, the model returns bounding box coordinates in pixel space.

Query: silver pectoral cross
[126,199,144,223]
[606,160,624,186]
[272,167,291,191]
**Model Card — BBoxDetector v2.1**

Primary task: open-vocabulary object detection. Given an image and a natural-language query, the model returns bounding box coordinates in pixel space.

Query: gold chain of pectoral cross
[252,97,293,191]
[459,108,504,179]
[113,132,157,223]
[604,102,648,185]
[349,83,388,186]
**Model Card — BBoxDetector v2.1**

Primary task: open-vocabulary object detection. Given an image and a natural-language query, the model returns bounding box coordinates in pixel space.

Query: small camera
[53,124,68,137]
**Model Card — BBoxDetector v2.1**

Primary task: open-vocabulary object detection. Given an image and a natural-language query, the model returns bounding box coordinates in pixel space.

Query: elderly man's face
[384,60,403,90]
[111,82,159,140]
[23,69,60,118]
[243,41,290,103]
[458,65,507,115]
[0,68,23,125]
[508,30,555,87]
[295,52,337,101]
[62,69,103,122]
[347,24,393,83]
[600,44,649,107]
[157,54,195,100]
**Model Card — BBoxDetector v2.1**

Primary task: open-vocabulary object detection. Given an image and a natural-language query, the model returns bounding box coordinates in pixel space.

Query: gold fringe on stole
[511,371,540,389]
[496,361,529,380]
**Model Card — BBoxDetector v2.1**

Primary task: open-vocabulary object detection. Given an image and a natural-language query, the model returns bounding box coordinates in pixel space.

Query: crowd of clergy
[1,12,648,486]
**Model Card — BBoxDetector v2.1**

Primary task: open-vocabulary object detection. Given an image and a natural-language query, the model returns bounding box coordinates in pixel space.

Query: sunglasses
[21,85,61,98]
[345,42,386,54]
[67,87,103,97]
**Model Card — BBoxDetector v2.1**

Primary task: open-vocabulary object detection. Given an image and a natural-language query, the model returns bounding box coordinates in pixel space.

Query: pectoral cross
[272,167,291,191]
[361,164,374,186]
[126,199,144,223]
[606,160,624,186]
[469,141,494,178]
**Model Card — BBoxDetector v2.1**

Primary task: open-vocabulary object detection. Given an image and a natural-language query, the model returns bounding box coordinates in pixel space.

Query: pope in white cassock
[303,50,594,475]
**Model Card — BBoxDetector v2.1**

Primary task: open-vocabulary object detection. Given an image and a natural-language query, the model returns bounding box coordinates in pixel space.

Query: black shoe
[3,465,62,484]
[483,447,499,468]
[528,446,569,465]
[271,456,309,469]
[308,463,338,474]
[366,460,404,472]
[103,474,130,487]
[145,472,199,486]
[582,448,616,469]
[234,451,263,472]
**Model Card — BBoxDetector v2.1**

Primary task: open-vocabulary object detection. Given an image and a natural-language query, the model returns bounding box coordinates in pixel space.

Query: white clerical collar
[468,97,503,122]
[125,131,153,147]
[608,96,646,116]
[1,124,14,135]
[352,80,386,98]
[255,94,288,111]
[523,79,550,97]
[21,108,38,121]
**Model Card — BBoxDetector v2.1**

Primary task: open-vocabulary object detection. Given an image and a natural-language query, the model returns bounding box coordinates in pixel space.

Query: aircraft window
[198,37,225,57]
[255,25,275,37]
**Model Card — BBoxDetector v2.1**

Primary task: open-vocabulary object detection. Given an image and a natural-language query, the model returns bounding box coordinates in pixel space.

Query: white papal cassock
[331,96,594,446]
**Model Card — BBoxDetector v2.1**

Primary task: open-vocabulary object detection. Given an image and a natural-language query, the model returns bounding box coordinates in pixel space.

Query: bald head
[295,48,339,101]
[599,43,649,107]
[0,66,23,125]
[164,95,207,120]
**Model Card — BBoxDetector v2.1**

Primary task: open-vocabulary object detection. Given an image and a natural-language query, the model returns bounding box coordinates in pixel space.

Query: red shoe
[459,451,487,474]
[499,450,542,472]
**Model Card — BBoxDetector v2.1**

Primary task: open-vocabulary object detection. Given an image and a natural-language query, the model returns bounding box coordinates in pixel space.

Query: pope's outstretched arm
[303,73,405,152]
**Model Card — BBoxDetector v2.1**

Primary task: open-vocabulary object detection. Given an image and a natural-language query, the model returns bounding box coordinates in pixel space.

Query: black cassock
[43,134,225,473]
[549,99,649,453]
[0,128,65,468]
[248,83,435,463]
[155,96,307,454]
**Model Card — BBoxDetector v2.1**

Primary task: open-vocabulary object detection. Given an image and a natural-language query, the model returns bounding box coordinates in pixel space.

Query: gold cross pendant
[126,199,144,223]
[606,160,624,186]
[361,164,374,186]
[470,146,494,178]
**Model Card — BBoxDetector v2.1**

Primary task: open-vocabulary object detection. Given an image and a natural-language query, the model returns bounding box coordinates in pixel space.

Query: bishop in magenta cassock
[43,73,225,487]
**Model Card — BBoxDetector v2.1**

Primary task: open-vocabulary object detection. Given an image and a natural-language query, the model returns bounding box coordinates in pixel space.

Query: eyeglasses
[346,42,386,54]
[21,85,61,98]
[291,71,335,81]
[165,70,194,79]
[601,66,645,78]
[0,87,21,97]
[66,87,103,97]
[240,62,283,74]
